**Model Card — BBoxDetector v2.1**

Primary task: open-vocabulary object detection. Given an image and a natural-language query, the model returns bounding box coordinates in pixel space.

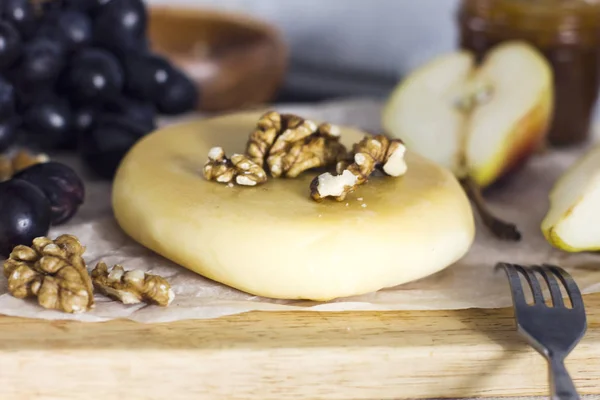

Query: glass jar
[457,0,600,146]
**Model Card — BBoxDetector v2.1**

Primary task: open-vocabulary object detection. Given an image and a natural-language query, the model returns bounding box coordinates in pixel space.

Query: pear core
[112,112,475,301]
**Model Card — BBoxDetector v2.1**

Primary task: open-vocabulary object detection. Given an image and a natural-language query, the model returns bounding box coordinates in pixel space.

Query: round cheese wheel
[112,112,475,301]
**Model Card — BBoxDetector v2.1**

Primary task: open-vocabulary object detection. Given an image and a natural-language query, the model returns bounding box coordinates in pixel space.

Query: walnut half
[203,146,268,186]
[91,262,174,307]
[310,135,407,201]
[2,235,95,313]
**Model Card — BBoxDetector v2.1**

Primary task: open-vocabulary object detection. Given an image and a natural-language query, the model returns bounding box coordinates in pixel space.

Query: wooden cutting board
[0,293,598,400]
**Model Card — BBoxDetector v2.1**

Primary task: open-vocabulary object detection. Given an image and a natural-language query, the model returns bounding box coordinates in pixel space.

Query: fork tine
[496,263,528,307]
[513,264,544,305]
[544,264,585,310]
[533,265,564,308]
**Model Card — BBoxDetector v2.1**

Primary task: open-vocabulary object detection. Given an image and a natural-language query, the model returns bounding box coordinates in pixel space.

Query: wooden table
[0,293,599,400]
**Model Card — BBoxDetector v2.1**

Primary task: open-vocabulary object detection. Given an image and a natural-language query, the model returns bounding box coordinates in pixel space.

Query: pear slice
[542,145,600,252]
[382,41,553,240]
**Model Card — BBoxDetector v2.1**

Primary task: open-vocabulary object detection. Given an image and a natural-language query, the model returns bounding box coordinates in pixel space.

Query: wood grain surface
[0,293,599,400]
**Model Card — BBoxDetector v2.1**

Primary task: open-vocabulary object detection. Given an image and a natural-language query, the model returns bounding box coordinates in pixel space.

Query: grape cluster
[0,0,198,178]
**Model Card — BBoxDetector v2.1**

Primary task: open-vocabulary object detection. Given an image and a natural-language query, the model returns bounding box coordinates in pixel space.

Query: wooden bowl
[147,6,289,112]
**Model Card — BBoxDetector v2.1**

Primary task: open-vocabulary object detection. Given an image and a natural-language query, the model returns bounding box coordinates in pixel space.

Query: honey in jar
[457,0,600,146]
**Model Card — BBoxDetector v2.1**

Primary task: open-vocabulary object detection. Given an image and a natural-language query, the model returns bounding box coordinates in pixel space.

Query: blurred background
[146,0,599,124]
[146,0,459,102]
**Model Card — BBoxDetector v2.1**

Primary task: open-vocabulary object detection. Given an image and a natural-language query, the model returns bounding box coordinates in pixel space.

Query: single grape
[123,52,174,101]
[102,95,156,132]
[156,69,198,115]
[62,0,113,14]
[38,10,92,53]
[79,115,149,179]
[64,48,124,104]
[0,77,16,119]
[124,52,198,114]
[0,21,21,70]
[0,179,51,257]
[23,96,73,149]
[72,107,97,133]
[0,118,17,153]
[93,0,147,54]
[19,36,66,83]
[12,83,54,114]
[1,0,35,39]
[13,162,85,226]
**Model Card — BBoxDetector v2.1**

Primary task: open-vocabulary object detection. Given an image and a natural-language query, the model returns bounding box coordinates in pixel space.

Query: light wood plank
[0,294,599,399]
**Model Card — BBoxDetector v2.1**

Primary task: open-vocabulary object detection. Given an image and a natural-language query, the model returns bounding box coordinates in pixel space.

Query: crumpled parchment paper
[1,98,600,323]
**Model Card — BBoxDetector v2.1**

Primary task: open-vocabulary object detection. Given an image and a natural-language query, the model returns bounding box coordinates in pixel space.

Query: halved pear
[542,145,600,252]
[382,41,554,240]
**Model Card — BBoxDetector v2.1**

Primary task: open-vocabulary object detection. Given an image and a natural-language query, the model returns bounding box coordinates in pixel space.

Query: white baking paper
[1,98,600,323]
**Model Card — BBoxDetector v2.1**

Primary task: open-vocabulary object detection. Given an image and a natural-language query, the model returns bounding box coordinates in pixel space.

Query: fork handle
[549,357,579,400]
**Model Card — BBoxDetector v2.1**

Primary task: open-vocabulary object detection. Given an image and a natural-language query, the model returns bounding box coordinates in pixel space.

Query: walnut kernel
[266,116,318,177]
[91,262,174,307]
[245,111,282,166]
[203,146,267,186]
[277,124,347,178]
[310,135,407,201]
[3,235,95,313]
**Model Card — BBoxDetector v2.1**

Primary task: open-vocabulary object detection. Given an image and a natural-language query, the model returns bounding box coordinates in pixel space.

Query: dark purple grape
[156,70,198,114]
[63,0,113,14]
[0,179,51,257]
[23,96,73,149]
[13,162,85,225]
[124,52,198,114]
[64,48,124,104]
[1,0,35,39]
[12,83,54,114]
[79,116,148,179]
[38,10,92,53]
[19,36,66,83]
[0,118,17,153]
[0,21,21,70]
[73,107,97,133]
[0,77,15,119]
[123,53,173,100]
[123,53,170,101]
[93,0,147,53]
[102,96,156,132]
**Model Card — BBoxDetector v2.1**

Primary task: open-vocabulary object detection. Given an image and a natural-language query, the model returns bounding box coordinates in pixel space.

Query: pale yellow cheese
[112,112,475,301]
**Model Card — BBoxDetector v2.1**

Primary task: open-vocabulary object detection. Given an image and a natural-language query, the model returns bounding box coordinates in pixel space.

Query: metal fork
[496,262,587,400]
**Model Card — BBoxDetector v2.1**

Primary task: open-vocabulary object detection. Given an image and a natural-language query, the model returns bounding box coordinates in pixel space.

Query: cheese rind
[112,112,475,301]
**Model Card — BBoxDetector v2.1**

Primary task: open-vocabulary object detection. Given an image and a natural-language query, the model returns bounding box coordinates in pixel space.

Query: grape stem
[460,176,521,241]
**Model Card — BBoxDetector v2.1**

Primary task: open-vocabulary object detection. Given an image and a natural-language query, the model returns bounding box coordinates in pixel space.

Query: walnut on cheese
[2,235,95,313]
[269,121,347,179]
[91,262,175,307]
[265,114,318,177]
[202,111,407,199]
[311,135,407,201]
[203,146,267,186]
[245,110,282,166]
[203,111,347,185]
